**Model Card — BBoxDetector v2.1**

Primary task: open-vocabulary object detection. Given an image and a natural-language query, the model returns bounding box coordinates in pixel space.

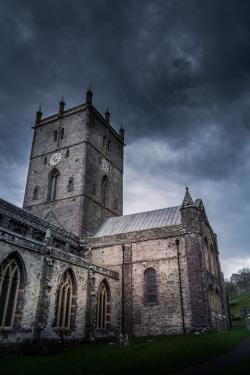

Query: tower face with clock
[23,91,124,237]
[50,153,61,165]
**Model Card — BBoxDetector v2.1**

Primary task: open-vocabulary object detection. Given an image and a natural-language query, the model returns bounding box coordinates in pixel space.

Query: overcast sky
[1,0,250,279]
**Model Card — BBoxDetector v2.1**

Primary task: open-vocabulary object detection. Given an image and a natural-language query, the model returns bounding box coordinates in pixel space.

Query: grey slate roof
[90,206,182,237]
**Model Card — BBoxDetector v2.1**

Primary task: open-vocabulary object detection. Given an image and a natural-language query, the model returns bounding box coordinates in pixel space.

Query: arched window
[66,149,69,157]
[203,238,210,272]
[114,197,118,210]
[209,245,217,277]
[102,176,109,206]
[97,280,110,329]
[48,168,59,201]
[214,288,221,312]
[144,268,158,305]
[44,157,47,165]
[53,131,58,142]
[55,270,75,329]
[208,285,214,310]
[33,186,39,200]
[0,253,26,329]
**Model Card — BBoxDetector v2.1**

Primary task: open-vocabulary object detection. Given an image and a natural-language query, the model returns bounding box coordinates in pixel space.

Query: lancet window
[48,168,59,201]
[144,268,158,305]
[55,270,74,329]
[0,253,25,329]
[96,281,110,329]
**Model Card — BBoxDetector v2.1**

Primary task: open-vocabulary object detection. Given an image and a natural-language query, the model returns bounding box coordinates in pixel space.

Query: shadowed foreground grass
[1,321,249,375]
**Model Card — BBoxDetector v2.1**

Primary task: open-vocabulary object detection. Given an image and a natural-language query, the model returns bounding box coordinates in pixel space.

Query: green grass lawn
[1,321,249,375]
[229,291,250,317]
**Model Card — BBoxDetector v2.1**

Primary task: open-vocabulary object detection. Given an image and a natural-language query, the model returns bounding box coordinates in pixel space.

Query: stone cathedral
[0,90,229,354]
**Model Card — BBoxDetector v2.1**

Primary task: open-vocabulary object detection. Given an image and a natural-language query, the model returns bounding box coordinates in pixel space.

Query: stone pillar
[84,265,97,340]
[122,244,133,336]
[184,232,211,330]
[34,231,54,340]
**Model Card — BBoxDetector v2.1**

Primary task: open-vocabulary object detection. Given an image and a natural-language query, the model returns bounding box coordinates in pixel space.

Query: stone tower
[23,89,124,237]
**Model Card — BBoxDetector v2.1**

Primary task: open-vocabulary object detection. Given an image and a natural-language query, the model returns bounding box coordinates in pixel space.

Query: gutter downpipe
[122,245,125,335]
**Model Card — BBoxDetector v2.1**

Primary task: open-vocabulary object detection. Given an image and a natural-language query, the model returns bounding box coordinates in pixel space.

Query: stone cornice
[87,224,186,249]
[0,227,119,280]
[0,198,79,244]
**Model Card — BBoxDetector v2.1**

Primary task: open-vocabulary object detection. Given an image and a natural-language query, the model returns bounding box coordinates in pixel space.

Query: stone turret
[59,98,65,115]
[35,107,42,125]
[180,188,200,231]
[86,87,93,105]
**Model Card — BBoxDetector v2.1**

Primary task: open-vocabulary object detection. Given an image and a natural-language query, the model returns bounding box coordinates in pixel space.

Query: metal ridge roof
[90,206,181,238]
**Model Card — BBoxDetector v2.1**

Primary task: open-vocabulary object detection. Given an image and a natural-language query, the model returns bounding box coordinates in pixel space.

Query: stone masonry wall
[23,102,124,237]
[90,228,192,337]
[0,209,119,349]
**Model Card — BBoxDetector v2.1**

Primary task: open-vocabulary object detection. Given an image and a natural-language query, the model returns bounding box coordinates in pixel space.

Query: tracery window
[96,281,110,329]
[102,176,109,206]
[55,270,74,329]
[203,239,217,277]
[48,168,59,201]
[144,268,158,305]
[0,256,20,328]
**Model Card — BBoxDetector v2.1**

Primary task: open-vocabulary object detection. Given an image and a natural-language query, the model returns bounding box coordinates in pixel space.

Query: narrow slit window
[33,186,39,200]
[68,178,74,192]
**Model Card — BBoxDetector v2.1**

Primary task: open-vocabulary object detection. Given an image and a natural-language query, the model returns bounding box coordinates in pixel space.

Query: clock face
[50,153,61,166]
[101,158,110,173]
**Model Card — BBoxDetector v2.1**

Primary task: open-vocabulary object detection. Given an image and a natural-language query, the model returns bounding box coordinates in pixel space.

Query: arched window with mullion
[48,168,59,201]
[55,270,74,329]
[96,281,110,329]
[0,257,20,328]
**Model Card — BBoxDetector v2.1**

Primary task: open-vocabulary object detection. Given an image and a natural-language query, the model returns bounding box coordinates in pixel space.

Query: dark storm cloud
[1,0,250,275]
